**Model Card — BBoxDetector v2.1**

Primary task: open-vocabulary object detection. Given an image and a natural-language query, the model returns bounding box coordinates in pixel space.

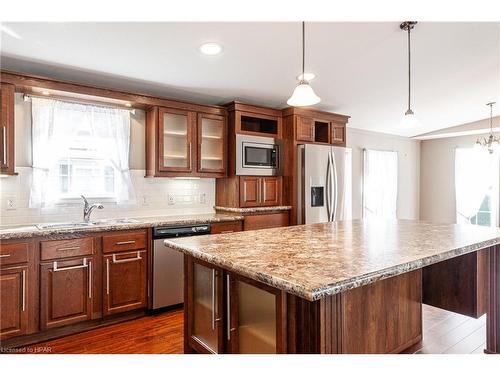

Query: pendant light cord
[490,103,493,133]
[302,21,305,82]
[407,26,411,111]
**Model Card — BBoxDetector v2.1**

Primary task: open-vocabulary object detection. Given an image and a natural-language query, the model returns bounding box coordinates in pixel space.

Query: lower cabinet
[226,273,287,354]
[0,266,28,339]
[103,250,147,316]
[185,256,286,354]
[40,256,94,330]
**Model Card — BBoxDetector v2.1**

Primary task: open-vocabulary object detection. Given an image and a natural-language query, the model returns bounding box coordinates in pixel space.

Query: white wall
[347,128,421,220]
[0,94,215,226]
[419,133,481,223]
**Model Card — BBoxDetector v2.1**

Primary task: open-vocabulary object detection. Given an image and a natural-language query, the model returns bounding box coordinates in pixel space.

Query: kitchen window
[29,97,134,207]
[362,149,398,219]
[455,147,499,227]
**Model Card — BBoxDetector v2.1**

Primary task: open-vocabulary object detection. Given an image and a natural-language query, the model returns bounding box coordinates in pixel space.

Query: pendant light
[287,22,321,107]
[475,102,500,154]
[400,21,420,127]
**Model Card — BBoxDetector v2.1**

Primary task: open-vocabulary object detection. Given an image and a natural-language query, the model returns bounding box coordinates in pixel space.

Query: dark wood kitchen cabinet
[226,273,287,353]
[239,176,281,208]
[145,105,227,178]
[296,116,315,142]
[0,83,15,175]
[185,256,224,354]
[0,265,28,339]
[40,256,94,330]
[102,250,147,316]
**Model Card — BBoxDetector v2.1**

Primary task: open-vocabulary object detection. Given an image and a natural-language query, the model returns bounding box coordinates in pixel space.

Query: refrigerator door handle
[331,152,338,221]
[326,153,332,221]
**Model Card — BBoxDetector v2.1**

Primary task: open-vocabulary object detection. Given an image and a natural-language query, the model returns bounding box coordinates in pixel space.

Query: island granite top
[0,213,244,240]
[164,219,500,301]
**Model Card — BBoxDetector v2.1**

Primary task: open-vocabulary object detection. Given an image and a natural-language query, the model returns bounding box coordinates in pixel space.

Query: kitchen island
[165,220,500,354]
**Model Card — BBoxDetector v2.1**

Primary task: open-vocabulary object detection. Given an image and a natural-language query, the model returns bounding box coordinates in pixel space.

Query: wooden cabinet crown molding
[225,101,283,118]
[0,70,226,116]
[281,106,350,123]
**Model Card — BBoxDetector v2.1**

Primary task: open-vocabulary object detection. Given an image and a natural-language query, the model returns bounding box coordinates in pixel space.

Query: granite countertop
[0,213,244,240]
[165,219,500,301]
[214,205,292,214]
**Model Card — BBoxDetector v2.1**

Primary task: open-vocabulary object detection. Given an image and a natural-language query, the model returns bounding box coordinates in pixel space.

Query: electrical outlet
[6,198,16,210]
[141,195,149,206]
[167,194,175,205]
[199,193,206,204]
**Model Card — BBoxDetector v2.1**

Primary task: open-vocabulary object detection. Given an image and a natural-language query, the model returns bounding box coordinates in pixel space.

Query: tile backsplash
[0,167,216,226]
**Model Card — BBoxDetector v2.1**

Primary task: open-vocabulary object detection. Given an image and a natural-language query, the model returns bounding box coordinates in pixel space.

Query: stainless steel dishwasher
[152,224,211,310]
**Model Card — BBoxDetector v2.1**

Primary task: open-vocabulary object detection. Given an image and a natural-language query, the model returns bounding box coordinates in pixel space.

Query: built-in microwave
[236,134,282,176]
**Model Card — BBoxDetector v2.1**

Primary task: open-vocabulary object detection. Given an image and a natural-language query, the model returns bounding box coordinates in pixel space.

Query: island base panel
[288,269,422,354]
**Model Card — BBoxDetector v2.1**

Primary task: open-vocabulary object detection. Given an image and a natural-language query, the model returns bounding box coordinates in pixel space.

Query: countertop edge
[0,215,244,240]
[165,236,500,301]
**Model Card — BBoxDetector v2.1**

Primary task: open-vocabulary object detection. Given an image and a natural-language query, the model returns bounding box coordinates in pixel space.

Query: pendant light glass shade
[287,81,321,107]
[288,22,321,107]
[400,109,421,127]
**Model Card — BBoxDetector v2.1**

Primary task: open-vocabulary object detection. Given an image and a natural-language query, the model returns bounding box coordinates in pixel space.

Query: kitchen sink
[35,218,141,230]
[36,222,97,230]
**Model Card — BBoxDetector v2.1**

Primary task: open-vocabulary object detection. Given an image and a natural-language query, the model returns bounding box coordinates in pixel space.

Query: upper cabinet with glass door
[146,105,227,178]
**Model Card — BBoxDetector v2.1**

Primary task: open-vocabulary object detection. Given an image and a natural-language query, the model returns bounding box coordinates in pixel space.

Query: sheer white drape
[30,97,134,207]
[455,147,498,224]
[363,149,398,219]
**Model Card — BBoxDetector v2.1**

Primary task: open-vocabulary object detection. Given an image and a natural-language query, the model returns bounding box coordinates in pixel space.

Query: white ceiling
[1,22,499,137]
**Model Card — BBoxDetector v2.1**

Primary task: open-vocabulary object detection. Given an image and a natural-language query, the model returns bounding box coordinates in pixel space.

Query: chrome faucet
[81,195,104,223]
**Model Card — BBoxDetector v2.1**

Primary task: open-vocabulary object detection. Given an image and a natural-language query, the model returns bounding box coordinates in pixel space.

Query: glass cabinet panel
[236,280,277,353]
[160,110,191,171]
[193,263,219,352]
[199,115,224,172]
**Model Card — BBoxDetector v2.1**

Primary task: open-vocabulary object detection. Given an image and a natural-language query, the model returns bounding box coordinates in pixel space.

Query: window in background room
[362,149,398,219]
[455,147,499,227]
[29,97,135,207]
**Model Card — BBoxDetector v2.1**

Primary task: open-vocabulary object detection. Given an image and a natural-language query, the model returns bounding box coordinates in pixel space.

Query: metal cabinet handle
[22,269,26,312]
[106,258,110,295]
[2,126,7,164]
[112,251,142,263]
[262,179,266,202]
[0,254,11,258]
[88,260,92,299]
[53,258,88,272]
[115,240,136,245]
[57,246,80,252]
[226,274,231,340]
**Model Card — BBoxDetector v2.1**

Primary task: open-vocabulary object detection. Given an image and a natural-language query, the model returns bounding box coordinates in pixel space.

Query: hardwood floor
[20,305,485,354]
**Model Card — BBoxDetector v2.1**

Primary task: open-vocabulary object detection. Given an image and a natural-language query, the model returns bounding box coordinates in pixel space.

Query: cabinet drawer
[210,221,243,234]
[40,237,94,261]
[0,242,29,266]
[243,212,289,231]
[102,230,147,253]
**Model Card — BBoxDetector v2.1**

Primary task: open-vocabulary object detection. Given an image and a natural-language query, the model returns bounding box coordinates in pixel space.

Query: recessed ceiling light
[297,72,316,81]
[42,90,50,96]
[125,103,132,107]
[199,42,222,56]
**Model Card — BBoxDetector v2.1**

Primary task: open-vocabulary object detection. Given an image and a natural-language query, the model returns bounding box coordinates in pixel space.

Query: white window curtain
[455,147,498,224]
[30,97,134,207]
[363,149,398,219]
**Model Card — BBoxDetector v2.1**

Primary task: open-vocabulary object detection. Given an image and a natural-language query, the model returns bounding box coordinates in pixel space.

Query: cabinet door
[296,116,314,142]
[186,257,224,354]
[40,257,93,330]
[261,177,280,206]
[0,266,28,339]
[197,113,226,175]
[103,250,147,316]
[158,108,194,173]
[0,83,15,175]
[331,122,345,145]
[239,176,261,207]
[226,273,286,354]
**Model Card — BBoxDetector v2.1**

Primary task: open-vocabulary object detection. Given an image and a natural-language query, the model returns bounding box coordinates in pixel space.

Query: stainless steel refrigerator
[297,144,352,224]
